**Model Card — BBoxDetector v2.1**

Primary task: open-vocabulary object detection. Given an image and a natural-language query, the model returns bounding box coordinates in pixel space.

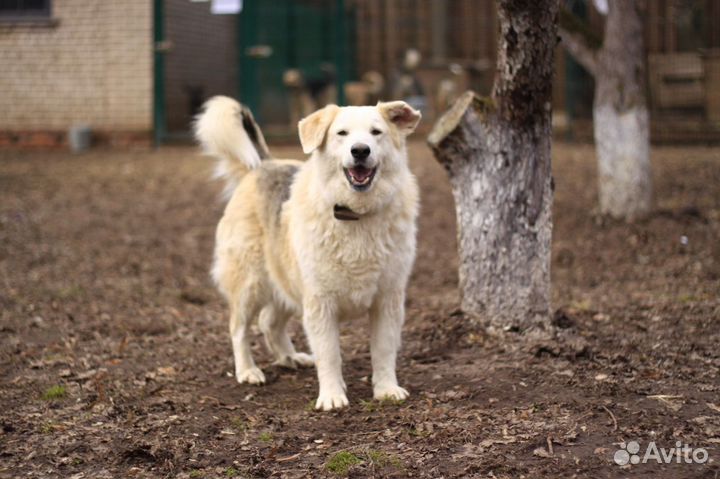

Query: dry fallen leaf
[533,447,552,458]
[479,437,517,448]
[648,394,684,411]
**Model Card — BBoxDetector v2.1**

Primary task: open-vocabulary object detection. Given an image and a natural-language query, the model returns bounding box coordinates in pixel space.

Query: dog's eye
[371,128,383,136]
[337,130,348,136]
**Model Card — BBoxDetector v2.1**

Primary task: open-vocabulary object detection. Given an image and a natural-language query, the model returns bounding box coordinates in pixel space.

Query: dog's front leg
[303,297,348,411]
[370,291,409,401]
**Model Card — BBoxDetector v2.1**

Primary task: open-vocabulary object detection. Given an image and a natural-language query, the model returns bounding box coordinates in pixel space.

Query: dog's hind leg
[258,304,314,369]
[229,282,266,385]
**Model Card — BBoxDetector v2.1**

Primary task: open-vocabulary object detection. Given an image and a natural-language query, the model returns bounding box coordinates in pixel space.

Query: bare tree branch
[559,28,598,77]
[558,6,601,77]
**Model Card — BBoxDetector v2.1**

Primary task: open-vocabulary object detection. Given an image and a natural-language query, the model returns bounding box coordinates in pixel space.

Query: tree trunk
[594,0,652,219]
[428,0,558,332]
[560,0,652,220]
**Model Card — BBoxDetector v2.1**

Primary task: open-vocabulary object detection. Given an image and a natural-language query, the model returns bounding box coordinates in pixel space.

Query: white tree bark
[593,0,652,219]
[428,0,558,332]
[594,104,651,219]
[560,0,652,220]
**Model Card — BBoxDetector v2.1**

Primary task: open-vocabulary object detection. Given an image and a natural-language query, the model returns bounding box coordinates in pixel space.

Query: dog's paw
[236,367,266,385]
[315,390,349,411]
[273,352,315,369]
[290,352,315,367]
[373,384,409,401]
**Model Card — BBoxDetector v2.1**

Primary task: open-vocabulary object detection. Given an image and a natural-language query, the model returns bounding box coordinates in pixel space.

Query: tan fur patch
[298,104,340,154]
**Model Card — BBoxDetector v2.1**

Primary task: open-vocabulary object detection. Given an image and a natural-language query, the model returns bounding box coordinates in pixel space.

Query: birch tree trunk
[560,0,652,220]
[428,0,558,332]
[594,0,651,219]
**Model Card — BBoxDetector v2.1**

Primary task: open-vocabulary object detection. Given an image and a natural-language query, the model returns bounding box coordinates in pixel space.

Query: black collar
[333,204,360,221]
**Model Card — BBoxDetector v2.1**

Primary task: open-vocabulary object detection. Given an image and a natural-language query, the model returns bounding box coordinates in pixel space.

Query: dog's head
[298,102,421,199]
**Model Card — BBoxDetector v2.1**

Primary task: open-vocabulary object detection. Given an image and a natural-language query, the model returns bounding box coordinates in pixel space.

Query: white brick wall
[0,0,153,132]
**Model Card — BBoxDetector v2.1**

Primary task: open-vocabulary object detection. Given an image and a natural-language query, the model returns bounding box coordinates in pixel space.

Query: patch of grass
[189,470,203,478]
[678,293,699,303]
[55,284,85,299]
[230,416,247,432]
[224,467,239,477]
[366,450,402,468]
[378,397,405,407]
[326,451,362,476]
[304,399,316,412]
[359,399,377,412]
[258,431,272,442]
[40,421,54,434]
[569,299,592,312]
[325,449,402,475]
[41,385,67,401]
[360,397,405,413]
[408,427,430,438]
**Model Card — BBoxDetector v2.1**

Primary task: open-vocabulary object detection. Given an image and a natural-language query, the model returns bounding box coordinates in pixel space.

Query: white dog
[194,96,420,410]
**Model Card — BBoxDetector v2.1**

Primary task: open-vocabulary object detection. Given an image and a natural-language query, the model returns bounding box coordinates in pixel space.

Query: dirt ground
[1,139,719,478]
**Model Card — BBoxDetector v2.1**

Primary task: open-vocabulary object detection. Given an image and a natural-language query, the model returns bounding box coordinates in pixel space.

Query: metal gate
[153,0,353,144]
[240,0,352,132]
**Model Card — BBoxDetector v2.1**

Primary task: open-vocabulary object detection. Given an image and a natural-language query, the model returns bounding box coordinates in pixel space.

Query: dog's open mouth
[343,166,377,191]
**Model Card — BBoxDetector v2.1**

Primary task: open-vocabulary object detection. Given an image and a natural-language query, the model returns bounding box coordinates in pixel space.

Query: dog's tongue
[349,166,373,181]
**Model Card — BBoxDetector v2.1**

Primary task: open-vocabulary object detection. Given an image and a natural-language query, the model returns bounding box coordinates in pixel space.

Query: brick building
[0,1,153,146]
[0,0,237,147]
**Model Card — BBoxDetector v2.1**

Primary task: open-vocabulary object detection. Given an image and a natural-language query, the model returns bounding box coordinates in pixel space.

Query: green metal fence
[153,0,354,144]
[239,0,352,125]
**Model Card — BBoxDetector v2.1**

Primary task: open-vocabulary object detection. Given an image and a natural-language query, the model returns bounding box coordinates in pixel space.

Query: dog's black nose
[351,143,371,161]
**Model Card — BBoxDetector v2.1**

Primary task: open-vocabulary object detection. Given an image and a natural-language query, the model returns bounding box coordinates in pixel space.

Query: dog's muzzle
[343,165,377,191]
[344,143,377,191]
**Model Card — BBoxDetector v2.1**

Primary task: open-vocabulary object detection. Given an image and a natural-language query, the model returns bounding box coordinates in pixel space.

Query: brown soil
[1,141,719,478]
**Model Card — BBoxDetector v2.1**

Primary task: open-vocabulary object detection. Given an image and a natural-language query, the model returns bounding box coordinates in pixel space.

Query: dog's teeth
[348,168,374,186]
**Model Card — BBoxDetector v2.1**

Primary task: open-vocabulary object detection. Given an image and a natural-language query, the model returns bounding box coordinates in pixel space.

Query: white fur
[194,96,264,200]
[194,96,420,411]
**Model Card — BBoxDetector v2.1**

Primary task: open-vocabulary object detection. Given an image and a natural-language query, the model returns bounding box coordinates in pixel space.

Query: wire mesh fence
[160,0,720,140]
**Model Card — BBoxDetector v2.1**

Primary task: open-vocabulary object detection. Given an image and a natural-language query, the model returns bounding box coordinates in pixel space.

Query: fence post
[153,0,166,146]
[334,0,347,106]
[239,0,260,118]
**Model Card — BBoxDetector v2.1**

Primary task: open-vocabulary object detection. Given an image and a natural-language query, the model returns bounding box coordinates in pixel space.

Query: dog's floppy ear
[298,104,340,154]
[378,101,421,135]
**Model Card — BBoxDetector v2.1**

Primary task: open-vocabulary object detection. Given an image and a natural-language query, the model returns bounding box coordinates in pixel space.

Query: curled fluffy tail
[194,96,270,199]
